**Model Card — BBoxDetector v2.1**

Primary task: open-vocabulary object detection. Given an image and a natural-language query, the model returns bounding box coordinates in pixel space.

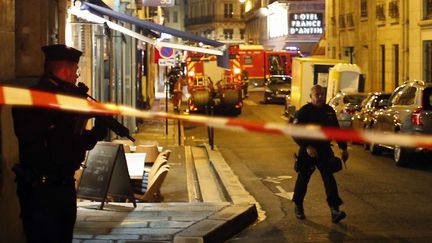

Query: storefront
[68,1,227,133]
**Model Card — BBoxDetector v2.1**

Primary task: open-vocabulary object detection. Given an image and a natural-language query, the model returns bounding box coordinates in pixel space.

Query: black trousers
[16,179,77,243]
[292,159,343,208]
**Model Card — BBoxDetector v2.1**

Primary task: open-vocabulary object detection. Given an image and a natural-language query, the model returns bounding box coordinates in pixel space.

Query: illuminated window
[224,4,233,18]
[269,8,288,38]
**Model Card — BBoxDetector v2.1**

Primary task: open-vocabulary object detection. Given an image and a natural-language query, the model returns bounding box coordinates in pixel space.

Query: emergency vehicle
[232,44,303,87]
[185,50,242,85]
[186,75,214,114]
[185,50,243,115]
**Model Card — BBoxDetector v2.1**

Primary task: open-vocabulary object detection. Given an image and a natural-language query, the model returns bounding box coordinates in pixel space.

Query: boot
[330,207,346,223]
[294,204,306,220]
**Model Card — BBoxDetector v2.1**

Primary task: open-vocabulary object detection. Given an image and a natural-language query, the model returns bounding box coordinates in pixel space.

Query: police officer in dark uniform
[12,44,108,242]
[292,84,349,223]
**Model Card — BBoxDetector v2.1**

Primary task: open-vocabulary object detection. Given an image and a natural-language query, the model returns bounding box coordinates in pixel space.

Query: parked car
[328,92,368,128]
[368,80,432,166]
[351,92,391,131]
[263,75,291,104]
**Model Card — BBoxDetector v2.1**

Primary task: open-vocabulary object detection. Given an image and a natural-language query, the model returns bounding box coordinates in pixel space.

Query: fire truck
[185,52,241,84]
[184,45,301,115]
[232,44,303,87]
[185,51,243,115]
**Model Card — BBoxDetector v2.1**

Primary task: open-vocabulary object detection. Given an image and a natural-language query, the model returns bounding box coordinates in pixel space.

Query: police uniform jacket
[293,103,347,168]
[12,76,106,178]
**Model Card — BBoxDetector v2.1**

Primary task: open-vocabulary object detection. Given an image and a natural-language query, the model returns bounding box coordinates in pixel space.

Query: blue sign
[159,47,174,58]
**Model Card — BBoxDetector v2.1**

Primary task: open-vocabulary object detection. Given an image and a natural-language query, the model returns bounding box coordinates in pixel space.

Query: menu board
[77,142,136,209]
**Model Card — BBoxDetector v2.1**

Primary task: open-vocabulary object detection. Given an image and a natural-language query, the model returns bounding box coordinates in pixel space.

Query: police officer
[12,44,108,242]
[292,84,349,223]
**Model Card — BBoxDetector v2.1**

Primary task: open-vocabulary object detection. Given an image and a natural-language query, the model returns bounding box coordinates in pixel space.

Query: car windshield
[269,77,291,85]
[343,94,367,105]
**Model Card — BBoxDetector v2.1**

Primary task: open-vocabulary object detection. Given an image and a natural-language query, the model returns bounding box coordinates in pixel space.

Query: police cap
[42,44,82,63]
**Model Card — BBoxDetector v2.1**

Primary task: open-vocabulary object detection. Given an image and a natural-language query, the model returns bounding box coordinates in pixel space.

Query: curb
[173,204,257,243]
[204,144,265,221]
[173,144,261,243]
[204,144,257,205]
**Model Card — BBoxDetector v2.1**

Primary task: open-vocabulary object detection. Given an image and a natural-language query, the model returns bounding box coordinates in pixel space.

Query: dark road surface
[184,89,432,242]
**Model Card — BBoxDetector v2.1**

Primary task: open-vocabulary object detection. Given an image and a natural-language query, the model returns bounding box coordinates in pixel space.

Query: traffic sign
[158,58,175,66]
[159,47,174,58]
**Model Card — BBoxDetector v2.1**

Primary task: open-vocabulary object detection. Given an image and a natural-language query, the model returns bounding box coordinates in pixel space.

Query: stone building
[0,1,149,240]
[1,1,70,241]
[326,0,432,92]
[184,0,246,44]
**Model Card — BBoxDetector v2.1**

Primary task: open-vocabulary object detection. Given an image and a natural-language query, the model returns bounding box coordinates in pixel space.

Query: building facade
[326,0,432,93]
[0,1,152,240]
[184,0,246,44]
[243,0,325,54]
[1,1,70,241]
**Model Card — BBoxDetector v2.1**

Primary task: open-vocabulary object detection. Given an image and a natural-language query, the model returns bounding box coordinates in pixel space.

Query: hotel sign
[289,13,323,35]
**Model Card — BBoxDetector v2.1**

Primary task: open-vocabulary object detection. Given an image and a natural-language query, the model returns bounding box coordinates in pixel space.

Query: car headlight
[265,89,272,93]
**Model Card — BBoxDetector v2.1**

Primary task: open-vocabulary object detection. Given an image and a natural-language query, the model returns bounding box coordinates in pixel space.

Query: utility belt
[13,164,75,186]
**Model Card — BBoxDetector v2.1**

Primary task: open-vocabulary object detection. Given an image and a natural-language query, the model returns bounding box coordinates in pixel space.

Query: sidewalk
[73,97,259,243]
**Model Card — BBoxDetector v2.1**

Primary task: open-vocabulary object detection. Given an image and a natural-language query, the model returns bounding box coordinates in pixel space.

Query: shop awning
[82,2,223,47]
[69,1,229,68]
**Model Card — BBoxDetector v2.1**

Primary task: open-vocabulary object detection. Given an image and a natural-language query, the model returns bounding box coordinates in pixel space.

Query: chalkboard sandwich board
[77,142,136,209]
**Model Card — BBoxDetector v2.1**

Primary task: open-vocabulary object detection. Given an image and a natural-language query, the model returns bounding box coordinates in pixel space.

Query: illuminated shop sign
[267,6,288,38]
[289,13,323,35]
[143,0,175,7]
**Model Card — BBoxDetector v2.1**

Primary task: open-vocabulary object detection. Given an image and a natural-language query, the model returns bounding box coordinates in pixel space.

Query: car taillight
[411,108,423,126]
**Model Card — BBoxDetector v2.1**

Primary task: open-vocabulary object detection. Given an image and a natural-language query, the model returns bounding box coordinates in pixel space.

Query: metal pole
[210,105,214,150]
[165,67,168,135]
[206,104,215,150]
[177,116,182,145]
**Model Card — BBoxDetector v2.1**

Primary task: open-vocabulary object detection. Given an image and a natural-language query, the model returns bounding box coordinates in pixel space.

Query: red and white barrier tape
[1,85,432,148]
